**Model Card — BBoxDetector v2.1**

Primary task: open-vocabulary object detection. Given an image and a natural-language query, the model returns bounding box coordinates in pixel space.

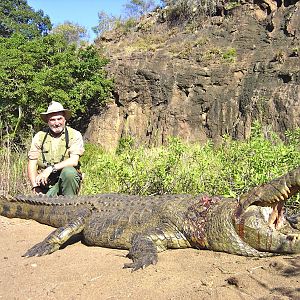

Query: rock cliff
[85,0,300,150]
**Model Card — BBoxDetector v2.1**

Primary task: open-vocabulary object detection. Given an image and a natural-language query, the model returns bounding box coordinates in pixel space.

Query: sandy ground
[0,216,300,300]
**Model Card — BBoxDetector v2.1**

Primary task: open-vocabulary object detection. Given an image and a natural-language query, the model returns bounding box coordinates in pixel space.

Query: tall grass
[0,139,29,195]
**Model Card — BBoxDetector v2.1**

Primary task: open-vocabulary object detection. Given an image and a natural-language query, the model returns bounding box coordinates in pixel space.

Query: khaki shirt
[28,126,84,169]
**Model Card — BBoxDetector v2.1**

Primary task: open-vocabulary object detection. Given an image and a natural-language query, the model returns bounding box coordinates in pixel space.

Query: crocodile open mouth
[256,184,300,230]
[255,184,300,230]
[255,184,294,230]
[235,167,300,224]
[252,183,300,232]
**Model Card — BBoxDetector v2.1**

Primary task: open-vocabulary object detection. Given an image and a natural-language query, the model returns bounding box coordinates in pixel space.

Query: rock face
[85,0,300,150]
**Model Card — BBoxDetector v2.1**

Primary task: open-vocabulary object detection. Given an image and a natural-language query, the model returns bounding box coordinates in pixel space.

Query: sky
[27,0,160,42]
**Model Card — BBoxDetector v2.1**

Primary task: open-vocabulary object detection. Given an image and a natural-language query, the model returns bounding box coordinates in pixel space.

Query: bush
[222,48,237,62]
[80,124,300,210]
[164,0,219,25]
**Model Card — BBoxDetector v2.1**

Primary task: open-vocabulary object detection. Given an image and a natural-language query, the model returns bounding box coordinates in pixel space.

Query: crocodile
[1,167,300,271]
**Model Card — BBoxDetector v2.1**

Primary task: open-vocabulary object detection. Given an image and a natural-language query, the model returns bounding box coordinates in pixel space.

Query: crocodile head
[235,167,300,254]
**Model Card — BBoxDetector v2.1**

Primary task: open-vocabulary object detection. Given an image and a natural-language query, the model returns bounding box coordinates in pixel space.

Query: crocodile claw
[124,234,158,271]
[22,242,60,257]
[123,255,158,271]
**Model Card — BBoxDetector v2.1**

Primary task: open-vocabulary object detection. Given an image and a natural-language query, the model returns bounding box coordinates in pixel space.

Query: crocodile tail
[0,193,69,227]
[1,193,45,221]
[0,193,20,218]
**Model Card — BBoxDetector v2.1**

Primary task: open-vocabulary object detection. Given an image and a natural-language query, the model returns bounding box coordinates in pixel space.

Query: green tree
[0,0,52,38]
[93,1,160,38]
[51,21,89,46]
[0,33,113,140]
[124,0,157,18]
[92,11,121,37]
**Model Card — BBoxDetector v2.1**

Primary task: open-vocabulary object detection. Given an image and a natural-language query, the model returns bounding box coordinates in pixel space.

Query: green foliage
[222,48,237,62]
[285,128,300,147]
[0,0,52,38]
[116,136,135,155]
[79,143,120,194]
[120,18,138,33]
[0,33,113,140]
[79,125,300,211]
[92,11,121,37]
[51,22,89,46]
[224,1,242,10]
[93,12,137,38]
[93,1,158,38]
[0,135,30,194]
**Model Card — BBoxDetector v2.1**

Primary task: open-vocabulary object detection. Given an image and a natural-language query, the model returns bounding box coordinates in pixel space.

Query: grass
[0,141,29,195]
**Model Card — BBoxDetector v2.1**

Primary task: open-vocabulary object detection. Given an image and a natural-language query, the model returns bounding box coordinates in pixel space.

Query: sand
[0,216,299,300]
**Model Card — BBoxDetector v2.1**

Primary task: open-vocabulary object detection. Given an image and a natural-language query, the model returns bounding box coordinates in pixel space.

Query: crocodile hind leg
[23,213,89,257]
[124,233,158,271]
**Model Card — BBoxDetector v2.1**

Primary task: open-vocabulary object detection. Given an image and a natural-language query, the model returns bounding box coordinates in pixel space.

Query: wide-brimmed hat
[40,101,71,122]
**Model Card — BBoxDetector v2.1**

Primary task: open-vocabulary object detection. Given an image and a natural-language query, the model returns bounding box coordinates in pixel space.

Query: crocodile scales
[1,167,300,270]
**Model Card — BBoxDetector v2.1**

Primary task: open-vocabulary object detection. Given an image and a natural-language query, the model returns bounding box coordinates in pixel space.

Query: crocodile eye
[286,235,298,242]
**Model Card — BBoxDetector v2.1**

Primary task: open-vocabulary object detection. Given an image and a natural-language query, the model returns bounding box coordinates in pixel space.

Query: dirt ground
[0,216,299,300]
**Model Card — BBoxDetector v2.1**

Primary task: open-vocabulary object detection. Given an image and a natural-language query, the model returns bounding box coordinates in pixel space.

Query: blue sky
[27,0,160,41]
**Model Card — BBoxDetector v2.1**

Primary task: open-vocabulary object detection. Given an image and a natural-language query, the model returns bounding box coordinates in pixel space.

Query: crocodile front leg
[23,211,90,257]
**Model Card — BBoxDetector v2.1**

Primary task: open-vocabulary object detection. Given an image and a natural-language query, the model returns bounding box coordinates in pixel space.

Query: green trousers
[46,167,81,196]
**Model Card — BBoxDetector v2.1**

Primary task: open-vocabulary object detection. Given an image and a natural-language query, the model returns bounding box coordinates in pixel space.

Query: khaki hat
[40,101,71,122]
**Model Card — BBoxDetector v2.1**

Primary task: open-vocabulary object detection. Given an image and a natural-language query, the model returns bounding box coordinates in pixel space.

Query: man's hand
[32,186,43,195]
[35,166,53,186]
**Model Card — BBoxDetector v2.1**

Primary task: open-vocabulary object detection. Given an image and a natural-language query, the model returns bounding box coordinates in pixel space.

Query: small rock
[226,276,239,287]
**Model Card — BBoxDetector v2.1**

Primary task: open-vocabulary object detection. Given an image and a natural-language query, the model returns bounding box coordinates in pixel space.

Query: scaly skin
[1,167,300,270]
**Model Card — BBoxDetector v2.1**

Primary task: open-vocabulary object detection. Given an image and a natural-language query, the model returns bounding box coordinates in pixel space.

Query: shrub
[222,48,237,62]
[164,0,219,25]
[80,124,300,210]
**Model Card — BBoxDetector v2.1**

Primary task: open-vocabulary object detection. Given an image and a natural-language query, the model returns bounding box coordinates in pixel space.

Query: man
[28,101,84,196]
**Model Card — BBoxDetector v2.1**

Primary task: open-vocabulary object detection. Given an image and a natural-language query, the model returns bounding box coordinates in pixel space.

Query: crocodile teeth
[273,195,281,202]
[280,189,289,199]
[284,184,291,194]
[268,209,278,228]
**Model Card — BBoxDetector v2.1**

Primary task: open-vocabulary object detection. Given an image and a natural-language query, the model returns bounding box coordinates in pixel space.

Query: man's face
[47,112,66,134]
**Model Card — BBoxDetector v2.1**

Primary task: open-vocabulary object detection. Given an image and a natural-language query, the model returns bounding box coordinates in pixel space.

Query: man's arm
[27,159,42,194]
[28,159,38,187]
[33,154,80,188]
[51,154,80,171]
